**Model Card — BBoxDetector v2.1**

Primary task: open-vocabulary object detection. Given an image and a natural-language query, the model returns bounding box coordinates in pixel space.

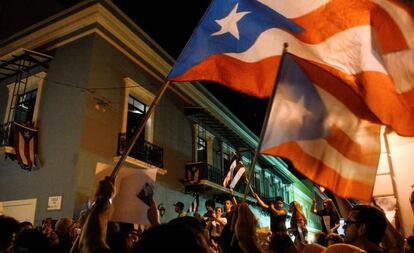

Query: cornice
[0,1,171,84]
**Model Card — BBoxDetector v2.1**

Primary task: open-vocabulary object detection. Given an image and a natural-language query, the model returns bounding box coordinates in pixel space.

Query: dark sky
[111,0,268,136]
[0,0,267,134]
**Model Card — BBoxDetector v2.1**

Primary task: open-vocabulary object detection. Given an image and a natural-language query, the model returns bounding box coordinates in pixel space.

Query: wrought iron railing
[189,162,257,196]
[0,122,14,147]
[117,133,164,168]
[204,164,225,184]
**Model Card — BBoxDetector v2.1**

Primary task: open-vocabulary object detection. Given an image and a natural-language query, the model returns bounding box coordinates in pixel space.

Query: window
[196,126,207,162]
[14,90,37,124]
[264,175,270,198]
[3,72,45,126]
[122,78,155,142]
[255,171,261,194]
[221,142,235,171]
[126,96,147,147]
[119,78,164,168]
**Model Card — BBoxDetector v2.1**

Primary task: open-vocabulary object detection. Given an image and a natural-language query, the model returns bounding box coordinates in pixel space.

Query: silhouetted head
[344,205,387,245]
[134,217,209,253]
[14,229,49,253]
[0,215,19,252]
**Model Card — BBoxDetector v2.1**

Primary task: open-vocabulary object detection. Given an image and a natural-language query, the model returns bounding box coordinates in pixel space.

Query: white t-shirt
[210,217,227,237]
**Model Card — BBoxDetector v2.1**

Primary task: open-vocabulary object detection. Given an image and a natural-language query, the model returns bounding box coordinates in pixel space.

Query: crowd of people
[1,176,413,253]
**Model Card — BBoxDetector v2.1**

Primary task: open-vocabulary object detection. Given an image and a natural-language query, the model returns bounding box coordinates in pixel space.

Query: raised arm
[253,192,269,210]
[269,204,287,216]
[75,176,115,253]
[229,188,238,206]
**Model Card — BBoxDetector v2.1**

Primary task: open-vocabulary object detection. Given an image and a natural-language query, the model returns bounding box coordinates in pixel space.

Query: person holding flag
[253,192,288,236]
[311,198,340,235]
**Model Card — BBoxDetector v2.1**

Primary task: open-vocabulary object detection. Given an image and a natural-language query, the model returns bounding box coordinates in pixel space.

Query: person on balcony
[253,193,288,236]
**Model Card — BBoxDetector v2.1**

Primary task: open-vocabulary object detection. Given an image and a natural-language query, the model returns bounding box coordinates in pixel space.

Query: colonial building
[0,0,322,237]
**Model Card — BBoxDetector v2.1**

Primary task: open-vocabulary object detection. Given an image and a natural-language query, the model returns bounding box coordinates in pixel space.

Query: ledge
[112,155,167,175]
[0,146,15,155]
[196,179,257,203]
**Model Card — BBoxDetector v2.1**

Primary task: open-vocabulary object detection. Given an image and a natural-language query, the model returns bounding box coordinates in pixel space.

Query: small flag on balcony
[184,162,204,184]
[188,195,199,213]
[13,122,39,171]
[223,157,246,189]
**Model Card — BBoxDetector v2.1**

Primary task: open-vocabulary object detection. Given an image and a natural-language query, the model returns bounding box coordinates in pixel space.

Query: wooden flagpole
[243,43,288,200]
[110,80,171,179]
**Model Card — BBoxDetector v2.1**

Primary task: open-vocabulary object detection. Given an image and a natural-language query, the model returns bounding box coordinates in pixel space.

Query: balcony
[182,162,259,203]
[117,133,164,169]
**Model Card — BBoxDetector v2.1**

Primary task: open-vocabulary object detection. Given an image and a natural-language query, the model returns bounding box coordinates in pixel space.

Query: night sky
[0,0,270,135]
[111,0,268,136]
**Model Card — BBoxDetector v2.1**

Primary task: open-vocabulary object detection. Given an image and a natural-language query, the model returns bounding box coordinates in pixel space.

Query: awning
[185,107,253,151]
[0,48,53,81]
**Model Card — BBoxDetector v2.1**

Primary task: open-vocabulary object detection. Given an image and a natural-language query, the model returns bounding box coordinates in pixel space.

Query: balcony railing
[117,133,164,168]
[184,162,258,196]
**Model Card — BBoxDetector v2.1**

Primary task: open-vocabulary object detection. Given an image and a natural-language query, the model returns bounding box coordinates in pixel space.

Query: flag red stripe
[172,54,279,98]
[291,0,409,52]
[300,57,414,136]
[325,125,380,167]
[293,57,381,124]
[262,142,375,202]
[177,54,414,134]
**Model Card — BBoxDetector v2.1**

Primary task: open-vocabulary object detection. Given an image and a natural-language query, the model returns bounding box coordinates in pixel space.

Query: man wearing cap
[174,201,187,218]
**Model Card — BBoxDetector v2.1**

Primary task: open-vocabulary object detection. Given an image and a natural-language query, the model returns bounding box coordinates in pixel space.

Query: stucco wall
[0,35,95,224]
[70,34,194,217]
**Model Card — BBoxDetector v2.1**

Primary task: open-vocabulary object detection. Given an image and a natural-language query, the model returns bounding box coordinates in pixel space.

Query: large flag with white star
[260,53,381,202]
[167,0,303,97]
[168,0,414,136]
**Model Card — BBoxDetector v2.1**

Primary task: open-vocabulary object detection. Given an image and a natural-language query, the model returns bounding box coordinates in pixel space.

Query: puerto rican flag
[260,53,381,202]
[223,156,246,189]
[13,122,39,171]
[168,0,414,136]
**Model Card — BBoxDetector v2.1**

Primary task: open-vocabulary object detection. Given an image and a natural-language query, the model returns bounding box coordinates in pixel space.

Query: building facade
[0,0,321,237]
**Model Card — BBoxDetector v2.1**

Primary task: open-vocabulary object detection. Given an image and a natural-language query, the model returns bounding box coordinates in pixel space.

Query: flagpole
[110,80,171,179]
[381,126,402,232]
[243,43,288,200]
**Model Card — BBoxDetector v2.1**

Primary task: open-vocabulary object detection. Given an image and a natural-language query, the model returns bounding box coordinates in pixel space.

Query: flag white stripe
[316,86,379,145]
[297,139,377,185]
[223,159,237,187]
[371,0,414,47]
[261,81,377,150]
[227,26,388,75]
[230,166,245,189]
[382,49,414,93]
[259,0,329,19]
